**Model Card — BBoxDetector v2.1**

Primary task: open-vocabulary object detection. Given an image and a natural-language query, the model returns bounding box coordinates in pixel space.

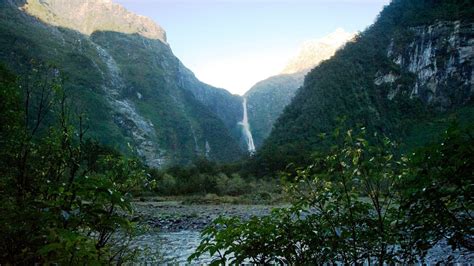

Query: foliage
[254,0,474,176]
[190,126,474,264]
[191,128,405,264]
[150,158,281,198]
[0,64,147,264]
[398,123,474,257]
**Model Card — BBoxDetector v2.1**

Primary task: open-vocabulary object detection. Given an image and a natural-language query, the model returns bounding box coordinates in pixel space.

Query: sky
[115,0,391,95]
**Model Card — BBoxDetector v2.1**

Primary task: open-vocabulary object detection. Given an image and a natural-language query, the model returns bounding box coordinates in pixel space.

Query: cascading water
[240,98,256,154]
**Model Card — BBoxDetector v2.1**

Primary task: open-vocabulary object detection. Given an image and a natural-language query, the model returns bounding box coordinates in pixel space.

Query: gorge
[0,0,472,264]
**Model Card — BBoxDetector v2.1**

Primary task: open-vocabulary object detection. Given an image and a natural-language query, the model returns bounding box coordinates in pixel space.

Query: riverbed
[130,201,473,264]
[130,201,278,263]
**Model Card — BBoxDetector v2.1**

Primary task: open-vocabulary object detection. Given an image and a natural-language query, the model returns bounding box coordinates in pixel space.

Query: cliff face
[0,0,244,167]
[21,0,167,43]
[257,0,474,175]
[377,21,473,109]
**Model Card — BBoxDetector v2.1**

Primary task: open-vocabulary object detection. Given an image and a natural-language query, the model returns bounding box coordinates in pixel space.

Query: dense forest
[252,0,474,176]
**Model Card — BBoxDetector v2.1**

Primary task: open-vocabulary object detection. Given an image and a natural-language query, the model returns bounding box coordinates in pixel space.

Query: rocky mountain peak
[21,0,167,43]
[281,28,355,74]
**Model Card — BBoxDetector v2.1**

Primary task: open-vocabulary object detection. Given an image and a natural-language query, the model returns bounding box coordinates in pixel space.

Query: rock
[22,0,167,43]
[386,21,474,110]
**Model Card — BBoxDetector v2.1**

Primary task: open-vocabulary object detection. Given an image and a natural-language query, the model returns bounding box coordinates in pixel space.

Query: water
[131,230,214,264]
[130,201,473,264]
[240,98,256,153]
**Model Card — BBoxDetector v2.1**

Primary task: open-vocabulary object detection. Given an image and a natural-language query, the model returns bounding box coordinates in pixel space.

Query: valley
[0,0,472,264]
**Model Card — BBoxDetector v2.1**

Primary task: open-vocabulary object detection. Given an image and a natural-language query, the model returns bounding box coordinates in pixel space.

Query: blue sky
[115,0,391,95]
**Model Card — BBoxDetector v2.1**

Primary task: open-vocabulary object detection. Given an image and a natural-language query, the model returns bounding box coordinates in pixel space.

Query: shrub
[0,65,146,264]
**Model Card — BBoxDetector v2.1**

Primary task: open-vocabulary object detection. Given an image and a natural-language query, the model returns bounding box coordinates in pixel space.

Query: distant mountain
[0,0,244,167]
[254,0,474,176]
[245,29,354,147]
[281,28,355,75]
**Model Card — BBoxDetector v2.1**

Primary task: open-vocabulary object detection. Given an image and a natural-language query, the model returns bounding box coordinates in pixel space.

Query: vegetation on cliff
[254,0,474,176]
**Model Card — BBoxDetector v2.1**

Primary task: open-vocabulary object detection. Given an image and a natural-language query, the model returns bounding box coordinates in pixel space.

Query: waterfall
[240,98,256,154]
[205,140,211,159]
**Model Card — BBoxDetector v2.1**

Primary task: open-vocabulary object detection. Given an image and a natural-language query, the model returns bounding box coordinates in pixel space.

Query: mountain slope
[281,28,355,75]
[255,0,474,175]
[245,29,354,148]
[0,0,244,166]
[245,73,305,148]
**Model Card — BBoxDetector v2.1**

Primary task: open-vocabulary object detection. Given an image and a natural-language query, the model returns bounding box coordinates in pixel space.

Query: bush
[189,126,474,264]
[0,65,146,264]
[190,128,404,264]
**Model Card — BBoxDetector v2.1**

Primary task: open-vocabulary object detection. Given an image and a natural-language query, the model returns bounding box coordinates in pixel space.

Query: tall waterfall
[240,98,256,154]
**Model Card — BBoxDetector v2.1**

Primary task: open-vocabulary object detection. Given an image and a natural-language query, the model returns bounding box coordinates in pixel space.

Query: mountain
[245,29,354,148]
[254,0,474,175]
[281,28,355,75]
[0,0,245,167]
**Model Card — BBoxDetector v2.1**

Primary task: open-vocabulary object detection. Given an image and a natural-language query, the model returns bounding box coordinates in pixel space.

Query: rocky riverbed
[134,201,278,232]
[130,201,473,264]
[129,201,280,263]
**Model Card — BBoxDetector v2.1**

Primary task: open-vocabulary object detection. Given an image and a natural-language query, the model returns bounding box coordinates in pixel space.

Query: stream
[130,201,473,264]
[130,201,275,263]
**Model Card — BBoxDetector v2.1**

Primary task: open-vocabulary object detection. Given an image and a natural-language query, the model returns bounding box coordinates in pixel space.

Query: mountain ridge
[0,0,245,167]
[20,0,168,43]
[245,29,354,148]
[254,0,474,176]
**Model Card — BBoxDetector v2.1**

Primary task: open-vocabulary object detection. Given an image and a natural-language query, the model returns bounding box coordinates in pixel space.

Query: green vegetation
[0,1,244,166]
[148,158,282,204]
[0,0,472,263]
[190,125,474,264]
[254,0,474,176]
[0,3,129,152]
[0,65,149,263]
[245,72,305,148]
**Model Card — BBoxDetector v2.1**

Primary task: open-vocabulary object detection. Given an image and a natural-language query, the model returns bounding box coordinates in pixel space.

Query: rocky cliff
[21,0,167,43]
[0,0,244,167]
[256,0,474,175]
[377,21,473,109]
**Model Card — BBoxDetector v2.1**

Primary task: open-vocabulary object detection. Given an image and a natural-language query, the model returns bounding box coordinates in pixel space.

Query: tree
[0,63,147,264]
[398,123,474,260]
[190,128,405,264]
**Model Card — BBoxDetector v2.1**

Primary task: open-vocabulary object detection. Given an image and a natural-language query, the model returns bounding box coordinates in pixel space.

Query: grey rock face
[93,43,165,168]
[380,21,474,110]
[22,0,167,43]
